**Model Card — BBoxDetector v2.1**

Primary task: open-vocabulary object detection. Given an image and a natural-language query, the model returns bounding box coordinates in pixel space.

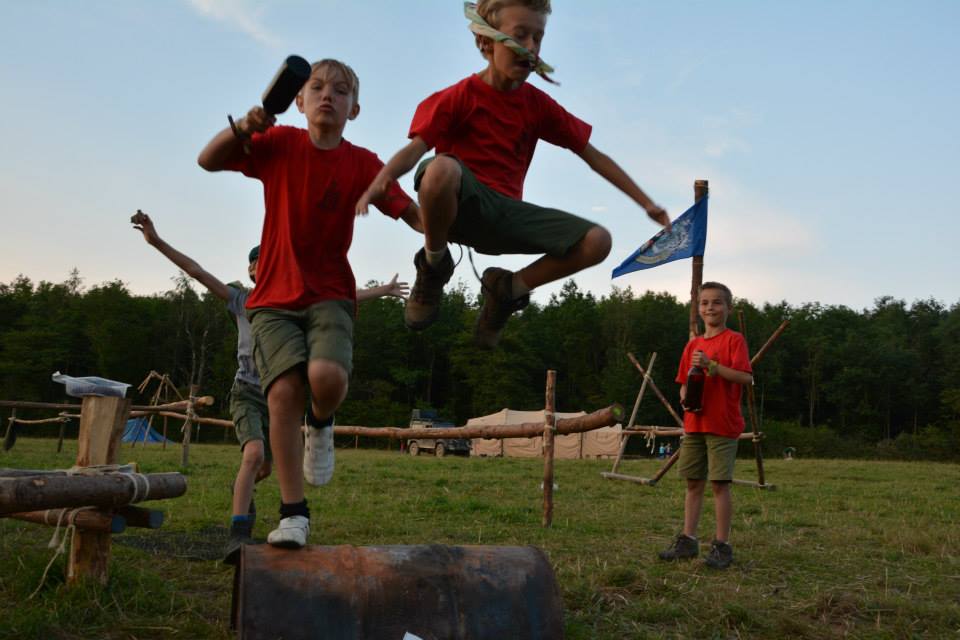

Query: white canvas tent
[468,408,622,459]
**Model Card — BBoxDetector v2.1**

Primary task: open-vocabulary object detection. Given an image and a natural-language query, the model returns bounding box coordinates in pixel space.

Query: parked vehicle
[406,409,471,457]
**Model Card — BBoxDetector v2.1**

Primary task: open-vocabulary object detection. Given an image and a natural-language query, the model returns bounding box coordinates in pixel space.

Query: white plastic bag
[51,372,130,398]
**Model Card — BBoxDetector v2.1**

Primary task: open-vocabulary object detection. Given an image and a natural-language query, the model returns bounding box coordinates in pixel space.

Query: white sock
[511,273,531,299]
[425,246,448,267]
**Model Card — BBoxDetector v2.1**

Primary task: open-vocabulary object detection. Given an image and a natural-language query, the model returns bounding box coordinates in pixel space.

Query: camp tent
[122,417,170,444]
[468,409,621,459]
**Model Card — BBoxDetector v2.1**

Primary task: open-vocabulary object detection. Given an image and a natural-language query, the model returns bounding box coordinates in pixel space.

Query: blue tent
[122,417,170,444]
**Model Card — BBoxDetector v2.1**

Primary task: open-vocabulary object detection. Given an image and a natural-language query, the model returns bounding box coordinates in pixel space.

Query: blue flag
[612,196,708,279]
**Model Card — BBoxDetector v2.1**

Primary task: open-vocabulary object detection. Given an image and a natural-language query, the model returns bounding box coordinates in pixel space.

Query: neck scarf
[464,2,558,85]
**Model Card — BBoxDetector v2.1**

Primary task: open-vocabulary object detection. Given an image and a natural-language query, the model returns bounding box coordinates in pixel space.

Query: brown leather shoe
[404,248,454,330]
[475,267,529,349]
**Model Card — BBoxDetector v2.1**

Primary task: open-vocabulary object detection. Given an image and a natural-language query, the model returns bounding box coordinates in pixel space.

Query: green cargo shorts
[249,300,354,393]
[677,433,739,482]
[228,378,271,459]
[414,155,596,257]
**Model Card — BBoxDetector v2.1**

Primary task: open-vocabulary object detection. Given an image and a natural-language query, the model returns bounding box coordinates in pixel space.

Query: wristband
[707,360,719,377]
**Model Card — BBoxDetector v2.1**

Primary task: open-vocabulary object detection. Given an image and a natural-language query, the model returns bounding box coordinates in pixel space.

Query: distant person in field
[131,211,408,561]
[197,57,421,549]
[356,0,670,349]
[659,282,752,570]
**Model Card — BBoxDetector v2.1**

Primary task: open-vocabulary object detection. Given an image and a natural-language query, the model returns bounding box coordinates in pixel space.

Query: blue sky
[1,1,957,310]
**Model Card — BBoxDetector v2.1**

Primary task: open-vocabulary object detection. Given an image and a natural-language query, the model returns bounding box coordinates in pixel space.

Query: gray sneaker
[657,534,700,561]
[267,515,310,549]
[405,248,455,330]
[475,267,529,349]
[303,421,335,486]
[704,540,734,569]
[223,519,254,566]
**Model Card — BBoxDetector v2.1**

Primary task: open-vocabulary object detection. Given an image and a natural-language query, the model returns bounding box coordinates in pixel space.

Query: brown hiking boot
[657,533,700,561]
[475,267,529,349]
[405,248,454,330]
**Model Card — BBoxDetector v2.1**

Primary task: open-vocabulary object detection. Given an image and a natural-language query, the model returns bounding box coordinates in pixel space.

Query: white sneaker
[266,515,310,548]
[303,422,335,486]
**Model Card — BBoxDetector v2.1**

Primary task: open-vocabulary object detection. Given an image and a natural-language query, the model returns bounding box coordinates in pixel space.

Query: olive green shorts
[677,433,739,482]
[249,300,354,393]
[414,155,596,257]
[228,378,271,459]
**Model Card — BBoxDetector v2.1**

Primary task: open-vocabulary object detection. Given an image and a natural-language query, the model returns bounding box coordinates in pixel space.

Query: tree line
[1,270,957,460]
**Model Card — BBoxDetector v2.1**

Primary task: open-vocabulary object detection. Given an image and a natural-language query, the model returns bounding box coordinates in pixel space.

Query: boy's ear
[295,92,305,113]
[348,102,360,121]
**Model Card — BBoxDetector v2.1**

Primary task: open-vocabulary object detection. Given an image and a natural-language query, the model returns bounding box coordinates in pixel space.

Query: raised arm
[576,142,671,230]
[197,107,275,172]
[356,137,430,215]
[356,274,410,302]
[130,210,232,301]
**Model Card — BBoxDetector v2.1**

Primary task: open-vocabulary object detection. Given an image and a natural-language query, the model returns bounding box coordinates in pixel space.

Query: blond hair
[474,0,552,58]
[309,59,360,104]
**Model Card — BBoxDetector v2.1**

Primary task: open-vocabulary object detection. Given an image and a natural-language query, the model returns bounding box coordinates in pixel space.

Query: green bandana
[464,2,557,85]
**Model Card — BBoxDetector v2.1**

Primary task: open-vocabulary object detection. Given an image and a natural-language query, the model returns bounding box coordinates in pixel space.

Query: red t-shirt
[675,329,752,438]
[409,74,592,200]
[225,126,412,310]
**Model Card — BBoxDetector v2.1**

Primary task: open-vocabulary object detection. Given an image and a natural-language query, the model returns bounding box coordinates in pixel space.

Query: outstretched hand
[130,209,159,244]
[355,176,391,217]
[385,273,409,300]
[646,205,671,232]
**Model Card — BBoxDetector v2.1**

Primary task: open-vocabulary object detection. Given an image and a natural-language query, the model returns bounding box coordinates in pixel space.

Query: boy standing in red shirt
[357,0,670,348]
[660,282,753,569]
[198,59,420,548]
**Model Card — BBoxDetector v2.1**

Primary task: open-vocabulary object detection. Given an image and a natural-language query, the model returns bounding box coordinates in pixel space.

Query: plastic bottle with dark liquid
[684,364,706,413]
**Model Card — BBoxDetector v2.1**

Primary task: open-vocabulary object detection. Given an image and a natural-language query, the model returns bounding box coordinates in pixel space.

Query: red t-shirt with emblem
[409,74,592,200]
[225,126,412,310]
[675,329,752,438]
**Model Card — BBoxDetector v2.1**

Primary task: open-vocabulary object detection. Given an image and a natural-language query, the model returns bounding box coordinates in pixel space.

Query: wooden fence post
[542,370,557,528]
[180,385,199,467]
[68,395,131,585]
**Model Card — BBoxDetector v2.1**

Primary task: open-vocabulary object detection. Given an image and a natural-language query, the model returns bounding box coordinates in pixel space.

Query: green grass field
[1,437,958,639]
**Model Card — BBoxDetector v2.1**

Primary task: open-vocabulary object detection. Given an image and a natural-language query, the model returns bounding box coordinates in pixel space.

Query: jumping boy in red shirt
[660,282,753,569]
[198,59,421,548]
[357,0,670,348]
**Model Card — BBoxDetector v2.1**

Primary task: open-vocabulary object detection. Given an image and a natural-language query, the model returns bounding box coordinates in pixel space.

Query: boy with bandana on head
[197,59,421,549]
[357,0,671,348]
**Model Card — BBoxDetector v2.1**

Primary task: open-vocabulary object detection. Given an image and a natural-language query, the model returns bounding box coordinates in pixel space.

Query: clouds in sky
[185,0,281,48]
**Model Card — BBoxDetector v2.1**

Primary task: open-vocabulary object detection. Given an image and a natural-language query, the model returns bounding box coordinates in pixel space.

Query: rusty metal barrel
[232,544,564,640]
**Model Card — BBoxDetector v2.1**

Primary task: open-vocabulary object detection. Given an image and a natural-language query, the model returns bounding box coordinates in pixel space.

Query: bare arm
[356,274,409,302]
[356,137,430,215]
[691,350,754,386]
[576,142,671,229]
[197,107,275,172]
[130,210,232,301]
[399,202,424,233]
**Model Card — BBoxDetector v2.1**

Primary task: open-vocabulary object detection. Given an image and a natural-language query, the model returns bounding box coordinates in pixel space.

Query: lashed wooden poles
[7,508,125,534]
[542,370,556,528]
[0,397,213,413]
[180,385,200,467]
[626,353,685,429]
[332,404,624,441]
[611,353,656,474]
[0,472,187,516]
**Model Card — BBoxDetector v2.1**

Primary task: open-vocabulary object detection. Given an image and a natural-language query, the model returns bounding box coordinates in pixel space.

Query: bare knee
[307,359,349,414]
[582,225,612,264]
[418,156,461,201]
[267,369,306,409]
[686,479,707,495]
[240,440,265,470]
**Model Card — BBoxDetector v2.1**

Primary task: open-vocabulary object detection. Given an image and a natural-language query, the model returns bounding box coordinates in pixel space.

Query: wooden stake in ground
[68,395,131,585]
[180,385,199,467]
[542,370,557,528]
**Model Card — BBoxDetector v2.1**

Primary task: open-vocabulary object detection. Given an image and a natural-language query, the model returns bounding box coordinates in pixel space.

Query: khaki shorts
[677,433,739,482]
[414,155,596,257]
[249,300,354,392]
[229,378,271,459]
